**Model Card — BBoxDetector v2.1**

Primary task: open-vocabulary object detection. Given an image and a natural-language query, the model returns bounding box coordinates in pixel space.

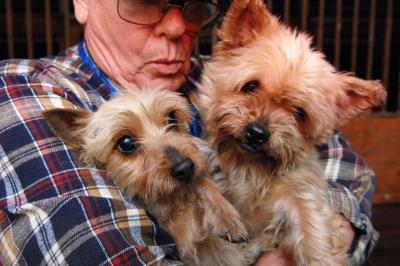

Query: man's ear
[73,0,89,25]
[336,74,387,126]
[43,108,91,148]
[218,0,273,48]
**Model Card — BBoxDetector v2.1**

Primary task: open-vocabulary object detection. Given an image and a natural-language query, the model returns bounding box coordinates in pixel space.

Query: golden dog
[43,89,248,265]
[197,0,386,265]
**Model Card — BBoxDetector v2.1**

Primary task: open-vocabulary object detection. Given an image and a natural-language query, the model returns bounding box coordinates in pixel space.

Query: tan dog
[197,0,387,265]
[43,89,248,265]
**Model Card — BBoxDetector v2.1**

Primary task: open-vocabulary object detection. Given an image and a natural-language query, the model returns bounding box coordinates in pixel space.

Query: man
[0,0,378,265]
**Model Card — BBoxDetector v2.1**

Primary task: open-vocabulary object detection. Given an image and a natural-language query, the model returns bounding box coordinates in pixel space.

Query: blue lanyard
[190,105,200,137]
[78,40,200,137]
[78,41,118,95]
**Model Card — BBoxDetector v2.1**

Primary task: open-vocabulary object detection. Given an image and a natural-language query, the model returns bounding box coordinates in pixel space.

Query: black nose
[171,158,195,182]
[244,123,269,145]
[165,146,195,182]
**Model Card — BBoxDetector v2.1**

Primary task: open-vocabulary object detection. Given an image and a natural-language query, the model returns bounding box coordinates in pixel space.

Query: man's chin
[123,72,187,92]
[150,74,186,91]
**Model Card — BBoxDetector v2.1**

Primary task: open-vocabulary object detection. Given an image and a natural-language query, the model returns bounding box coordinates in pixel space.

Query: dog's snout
[245,123,269,145]
[171,158,195,182]
[165,146,195,182]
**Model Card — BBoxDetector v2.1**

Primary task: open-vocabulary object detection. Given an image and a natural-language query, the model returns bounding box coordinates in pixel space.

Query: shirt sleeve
[317,131,379,266]
[0,73,181,265]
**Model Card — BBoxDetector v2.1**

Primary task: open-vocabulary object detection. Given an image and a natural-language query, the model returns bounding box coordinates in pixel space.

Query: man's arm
[0,68,180,265]
[318,131,379,265]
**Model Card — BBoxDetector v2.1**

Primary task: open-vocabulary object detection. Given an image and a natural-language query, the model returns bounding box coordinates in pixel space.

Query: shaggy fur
[196,0,387,265]
[43,89,248,265]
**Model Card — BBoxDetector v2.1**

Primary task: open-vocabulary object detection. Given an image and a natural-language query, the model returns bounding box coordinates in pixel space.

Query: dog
[43,89,248,265]
[196,0,387,265]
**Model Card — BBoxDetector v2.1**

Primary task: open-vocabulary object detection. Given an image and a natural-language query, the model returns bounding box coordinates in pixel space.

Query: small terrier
[197,0,387,265]
[43,89,248,265]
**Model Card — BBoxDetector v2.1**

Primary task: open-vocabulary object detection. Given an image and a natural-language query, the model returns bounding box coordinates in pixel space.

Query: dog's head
[43,90,209,203]
[198,0,386,173]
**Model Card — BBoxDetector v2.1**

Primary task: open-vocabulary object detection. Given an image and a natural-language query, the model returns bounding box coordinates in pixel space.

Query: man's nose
[154,7,187,39]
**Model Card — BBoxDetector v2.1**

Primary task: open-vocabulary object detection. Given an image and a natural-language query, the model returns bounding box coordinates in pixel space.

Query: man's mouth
[151,61,183,75]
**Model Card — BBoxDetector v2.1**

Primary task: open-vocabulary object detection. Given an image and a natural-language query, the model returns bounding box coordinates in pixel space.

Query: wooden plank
[334,0,342,68]
[317,0,325,51]
[368,203,400,264]
[63,0,71,49]
[351,0,359,73]
[284,0,290,24]
[267,0,273,10]
[374,193,400,204]
[5,0,14,58]
[339,115,400,204]
[45,0,53,56]
[382,0,393,90]
[367,0,377,79]
[301,0,309,31]
[25,0,33,58]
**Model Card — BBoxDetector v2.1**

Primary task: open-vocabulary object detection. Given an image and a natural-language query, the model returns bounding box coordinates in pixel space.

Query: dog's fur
[196,0,387,265]
[43,89,248,265]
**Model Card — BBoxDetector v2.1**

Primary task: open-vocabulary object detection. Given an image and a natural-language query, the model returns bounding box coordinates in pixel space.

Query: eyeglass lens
[117,0,219,33]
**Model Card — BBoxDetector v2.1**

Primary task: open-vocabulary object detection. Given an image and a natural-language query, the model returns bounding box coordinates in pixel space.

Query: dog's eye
[166,110,178,130]
[294,107,307,122]
[116,135,137,154]
[241,80,259,93]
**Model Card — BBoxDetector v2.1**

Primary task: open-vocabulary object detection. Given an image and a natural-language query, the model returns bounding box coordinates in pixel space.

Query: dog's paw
[212,212,249,243]
[218,232,248,243]
[199,178,249,243]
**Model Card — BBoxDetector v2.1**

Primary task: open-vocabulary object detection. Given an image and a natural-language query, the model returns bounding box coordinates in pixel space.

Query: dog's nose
[164,146,195,182]
[244,123,270,145]
[171,158,195,182]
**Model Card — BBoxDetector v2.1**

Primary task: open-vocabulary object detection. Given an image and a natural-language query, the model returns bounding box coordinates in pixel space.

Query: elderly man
[0,0,378,265]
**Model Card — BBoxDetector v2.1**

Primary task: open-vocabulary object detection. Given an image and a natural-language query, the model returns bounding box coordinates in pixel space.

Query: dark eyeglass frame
[117,0,220,33]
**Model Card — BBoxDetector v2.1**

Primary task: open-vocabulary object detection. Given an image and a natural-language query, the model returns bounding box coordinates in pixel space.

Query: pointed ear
[218,0,273,48]
[336,74,387,126]
[43,108,91,148]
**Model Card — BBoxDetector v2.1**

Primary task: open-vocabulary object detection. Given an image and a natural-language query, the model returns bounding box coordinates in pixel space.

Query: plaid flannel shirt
[0,44,378,265]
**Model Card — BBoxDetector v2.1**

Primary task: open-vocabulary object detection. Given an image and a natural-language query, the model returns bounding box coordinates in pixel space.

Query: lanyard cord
[78,41,118,95]
[190,105,200,137]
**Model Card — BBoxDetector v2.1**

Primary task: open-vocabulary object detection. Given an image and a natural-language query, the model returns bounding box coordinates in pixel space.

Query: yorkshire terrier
[197,0,387,265]
[43,89,248,265]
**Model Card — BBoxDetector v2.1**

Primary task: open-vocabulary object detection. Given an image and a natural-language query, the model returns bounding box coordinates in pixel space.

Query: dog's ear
[218,0,273,48]
[336,74,386,125]
[43,108,91,148]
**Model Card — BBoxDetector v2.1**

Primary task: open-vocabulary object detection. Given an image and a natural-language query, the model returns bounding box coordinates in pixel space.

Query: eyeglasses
[117,0,220,33]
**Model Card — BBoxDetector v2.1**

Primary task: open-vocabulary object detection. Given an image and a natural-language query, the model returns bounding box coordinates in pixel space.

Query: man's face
[77,0,196,91]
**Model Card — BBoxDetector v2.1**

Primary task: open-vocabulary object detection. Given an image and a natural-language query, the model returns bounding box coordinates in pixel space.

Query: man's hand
[254,216,355,266]
[339,215,356,253]
[254,248,294,266]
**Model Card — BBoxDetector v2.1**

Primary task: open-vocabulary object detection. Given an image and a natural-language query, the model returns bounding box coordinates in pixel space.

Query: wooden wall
[340,115,400,204]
